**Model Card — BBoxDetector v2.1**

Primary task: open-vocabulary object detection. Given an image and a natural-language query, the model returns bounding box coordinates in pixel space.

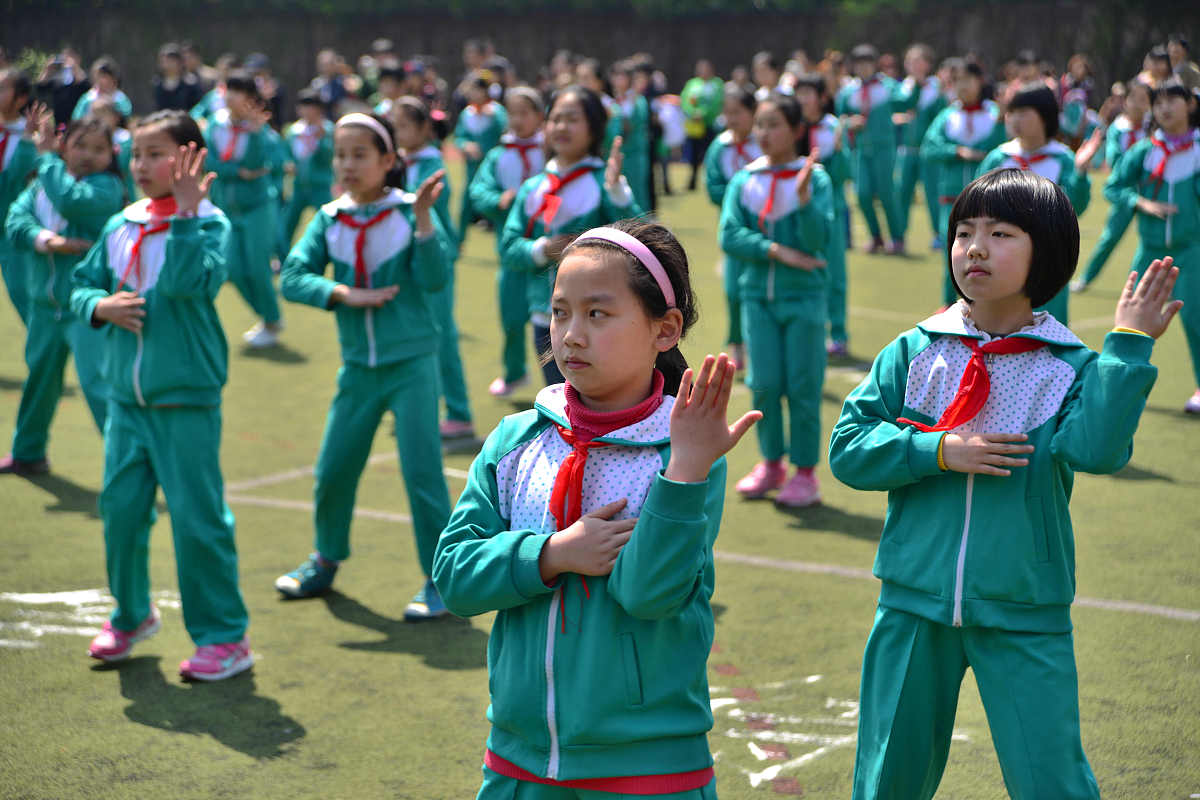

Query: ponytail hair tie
[336,112,394,154]
[573,226,676,308]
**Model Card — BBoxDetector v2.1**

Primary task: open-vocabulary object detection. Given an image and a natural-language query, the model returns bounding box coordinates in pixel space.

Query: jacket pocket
[1027,496,1051,563]
[620,632,644,707]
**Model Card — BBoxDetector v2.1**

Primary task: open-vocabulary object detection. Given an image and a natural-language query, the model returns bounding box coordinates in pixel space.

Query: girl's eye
[589,309,607,318]
[955,230,970,238]
[551,307,566,318]
[992,231,1010,238]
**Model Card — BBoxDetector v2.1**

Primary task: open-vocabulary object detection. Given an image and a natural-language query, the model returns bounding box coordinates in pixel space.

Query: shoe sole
[89,613,161,662]
[775,496,823,509]
[180,652,255,682]
[274,578,331,599]
[403,607,451,621]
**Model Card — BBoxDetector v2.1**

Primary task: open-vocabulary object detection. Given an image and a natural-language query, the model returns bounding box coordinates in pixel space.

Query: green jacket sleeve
[600,176,641,221]
[5,183,41,250]
[703,139,728,206]
[467,148,506,225]
[280,212,336,308]
[718,172,771,262]
[1060,156,1091,215]
[1103,140,1147,210]
[35,154,124,231]
[155,214,230,299]
[1104,124,1124,169]
[498,180,544,273]
[1049,332,1157,473]
[70,217,118,326]
[432,419,557,617]
[607,460,726,620]
[920,108,960,163]
[975,148,1006,177]
[204,125,267,180]
[409,218,450,293]
[828,333,947,491]
[1,139,37,199]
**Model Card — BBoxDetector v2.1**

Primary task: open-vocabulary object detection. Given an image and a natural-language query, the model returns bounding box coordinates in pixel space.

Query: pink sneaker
[866,237,885,255]
[488,374,530,397]
[88,606,161,662]
[179,637,254,681]
[440,419,476,439]
[886,240,906,256]
[776,468,822,508]
[1185,390,1200,415]
[728,343,747,372]
[735,460,788,498]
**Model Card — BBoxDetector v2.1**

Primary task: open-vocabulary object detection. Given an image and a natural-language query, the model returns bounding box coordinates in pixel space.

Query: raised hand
[27,102,56,153]
[1136,198,1178,220]
[499,188,516,211]
[413,169,445,215]
[665,354,762,483]
[331,284,400,308]
[1114,257,1182,339]
[605,135,625,189]
[1075,126,1104,173]
[539,499,637,581]
[93,291,147,332]
[773,243,826,271]
[941,432,1034,477]
[169,142,215,215]
[795,156,817,206]
[45,234,92,254]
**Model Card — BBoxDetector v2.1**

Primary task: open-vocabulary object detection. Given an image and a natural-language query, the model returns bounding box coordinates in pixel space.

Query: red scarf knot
[335,209,392,288]
[524,165,594,237]
[504,140,541,181]
[758,167,801,232]
[1011,152,1050,171]
[118,219,171,293]
[1149,136,1194,196]
[220,122,249,162]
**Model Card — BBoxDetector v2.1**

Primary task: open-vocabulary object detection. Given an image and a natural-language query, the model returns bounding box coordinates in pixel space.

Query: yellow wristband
[936,433,948,472]
[1112,326,1152,337]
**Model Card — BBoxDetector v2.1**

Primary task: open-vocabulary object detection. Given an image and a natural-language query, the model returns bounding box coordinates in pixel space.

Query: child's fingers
[1119,268,1139,301]
[706,354,730,408]
[1162,299,1184,329]
[727,411,763,445]
[691,355,716,407]
[715,360,736,412]
[981,432,1028,443]
[675,368,694,409]
[588,498,628,519]
[199,173,216,195]
[1152,265,1179,305]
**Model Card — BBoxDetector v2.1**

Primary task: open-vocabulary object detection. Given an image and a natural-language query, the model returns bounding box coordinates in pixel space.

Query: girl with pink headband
[435,219,761,797]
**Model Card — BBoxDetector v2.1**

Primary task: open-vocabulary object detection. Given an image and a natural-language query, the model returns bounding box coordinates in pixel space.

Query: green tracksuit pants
[722,257,743,346]
[741,293,826,467]
[458,160,482,242]
[623,152,652,216]
[11,304,108,460]
[1080,201,1136,285]
[853,605,1099,800]
[498,265,530,383]
[1133,242,1200,386]
[279,184,332,257]
[101,402,248,646]
[225,203,282,325]
[478,768,718,800]
[1,242,29,325]
[896,148,940,243]
[312,356,451,575]
[431,261,472,423]
[827,204,850,344]
[854,148,903,242]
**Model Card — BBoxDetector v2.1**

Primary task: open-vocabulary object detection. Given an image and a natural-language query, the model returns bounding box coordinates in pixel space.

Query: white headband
[336,113,394,153]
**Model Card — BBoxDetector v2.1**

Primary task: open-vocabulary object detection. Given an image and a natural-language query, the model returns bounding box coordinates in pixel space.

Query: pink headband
[336,113,394,154]
[574,227,676,308]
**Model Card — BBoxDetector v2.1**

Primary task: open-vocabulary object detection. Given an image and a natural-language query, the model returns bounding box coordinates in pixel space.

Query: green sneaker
[275,553,338,598]
[404,579,450,621]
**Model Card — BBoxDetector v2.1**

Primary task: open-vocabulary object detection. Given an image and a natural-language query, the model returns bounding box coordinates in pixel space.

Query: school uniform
[977,140,1091,324]
[835,73,903,242]
[1079,115,1150,285]
[617,91,652,212]
[830,306,1158,800]
[499,158,641,383]
[719,155,835,467]
[279,119,334,255]
[454,101,509,238]
[920,99,1007,305]
[808,114,853,346]
[893,75,948,241]
[1105,128,1200,387]
[468,132,547,384]
[112,128,137,203]
[264,125,288,258]
[433,381,725,792]
[71,87,133,121]
[702,129,762,348]
[404,144,471,424]
[5,153,124,458]
[190,87,225,126]
[70,197,249,647]
[1,117,38,323]
[203,108,282,325]
[280,188,454,574]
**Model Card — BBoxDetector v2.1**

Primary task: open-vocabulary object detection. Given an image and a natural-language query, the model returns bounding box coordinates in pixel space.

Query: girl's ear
[381,150,397,172]
[654,308,684,353]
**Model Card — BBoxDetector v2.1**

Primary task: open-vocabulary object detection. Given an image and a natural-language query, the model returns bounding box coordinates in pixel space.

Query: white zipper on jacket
[1165,181,1174,248]
[767,217,776,303]
[132,330,146,407]
[544,586,562,779]
[952,406,981,626]
[365,307,377,367]
[46,255,60,318]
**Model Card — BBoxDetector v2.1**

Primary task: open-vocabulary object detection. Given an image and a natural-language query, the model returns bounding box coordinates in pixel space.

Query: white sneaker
[1069,279,1089,294]
[242,322,280,348]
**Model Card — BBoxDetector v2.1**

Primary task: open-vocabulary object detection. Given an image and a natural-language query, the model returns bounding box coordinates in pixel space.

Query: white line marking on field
[711,697,740,711]
[226,494,412,523]
[226,452,470,493]
[0,589,179,649]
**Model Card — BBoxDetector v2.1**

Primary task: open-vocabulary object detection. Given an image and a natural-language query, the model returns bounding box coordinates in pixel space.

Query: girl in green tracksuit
[1104,78,1200,413]
[0,69,37,326]
[830,168,1179,800]
[2,116,123,475]
[499,85,642,387]
[435,218,761,798]
[455,74,508,242]
[702,84,761,371]
[275,112,456,621]
[394,96,474,439]
[976,85,1099,325]
[71,111,252,681]
[719,91,834,509]
[468,87,546,397]
[279,90,335,255]
[892,44,947,247]
[610,61,652,213]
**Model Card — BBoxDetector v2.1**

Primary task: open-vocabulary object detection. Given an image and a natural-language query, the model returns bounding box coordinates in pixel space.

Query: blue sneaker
[404,579,450,620]
[275,553,338,598]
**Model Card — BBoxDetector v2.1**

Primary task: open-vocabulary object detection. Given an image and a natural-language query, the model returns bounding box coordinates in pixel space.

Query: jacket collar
[320,188,413,217]
[543,155,604,175]
[917,301,1084,347]
[745,155,807,173]
[533,383,674,445]
[123,197,221,223]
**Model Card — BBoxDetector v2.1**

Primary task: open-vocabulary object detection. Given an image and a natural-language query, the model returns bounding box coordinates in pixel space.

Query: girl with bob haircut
[831,168,1180,800]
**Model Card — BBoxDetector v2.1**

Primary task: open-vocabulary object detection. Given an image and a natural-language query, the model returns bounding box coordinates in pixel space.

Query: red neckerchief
[1124,122,1146,153]
[961,102,984,137]
[1149,135,1195,198]
[524,164,595,237]
[1011,151,1050,171]
[758,166,801,232]
[897,336,1048,432]
[220,120,248,162]
[0,127,10,165]
[504,139,541,181]
[858,77,877,117]
[335,209,392,288]
[118,197,178,293]
[732,137,753,169]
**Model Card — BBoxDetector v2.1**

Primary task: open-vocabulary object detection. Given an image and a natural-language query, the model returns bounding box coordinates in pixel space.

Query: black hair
[1148,46,1171,66]
[724,83,758,113]
[1008,85,1060,139]
[576,58,612,96]
[559,219,699,395]
[752,51,779,71]
[547,85,608,157]
[92,56,120,84]
[946,168,1078,308]
[63,116,125,194]
[395,95,432,127]
[135,109,205,148]
[1150,78,1199,130]
[378,66,406,84]
[296,88,323,107]
[335,112,403,188]
[0,68,32,109]
[88,95,128,128]
[758,90,808,156]
[850,44,879,64]
[1168,33,1190,52]
[963,61,985,80]
[223,70,262,103]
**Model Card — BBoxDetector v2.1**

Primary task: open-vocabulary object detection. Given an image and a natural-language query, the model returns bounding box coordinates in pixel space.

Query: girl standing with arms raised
[435,218,759,796]
[275,112,457,619]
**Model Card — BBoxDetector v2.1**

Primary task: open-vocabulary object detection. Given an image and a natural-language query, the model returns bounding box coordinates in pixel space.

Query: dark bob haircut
[135,109,205,149]
[946,168,1078,308]
[1008,85,1060,139]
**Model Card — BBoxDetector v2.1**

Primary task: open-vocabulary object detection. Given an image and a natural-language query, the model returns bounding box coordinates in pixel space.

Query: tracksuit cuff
[642,472,708,522]
[1102,330,1155,364]
[515,532,557,597]
[908,430,945,479]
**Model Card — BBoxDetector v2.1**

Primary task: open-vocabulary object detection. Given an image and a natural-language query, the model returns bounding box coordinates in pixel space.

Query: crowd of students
[0,30,1197,799]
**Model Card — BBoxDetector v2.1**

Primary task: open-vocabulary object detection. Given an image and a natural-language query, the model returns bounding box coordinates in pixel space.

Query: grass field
[1,161,1198,800]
